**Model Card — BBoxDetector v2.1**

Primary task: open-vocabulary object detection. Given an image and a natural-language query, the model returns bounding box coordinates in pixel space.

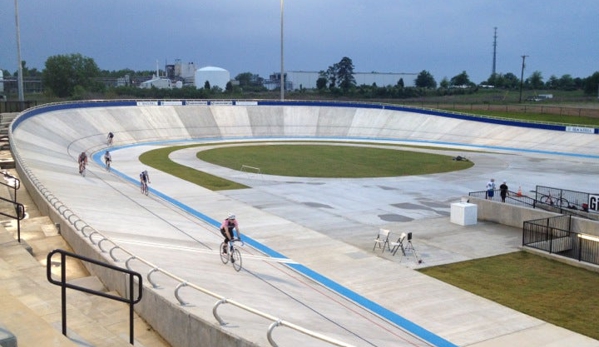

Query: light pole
[518,55,528,103]
[280,0,284,101]
[14,0,25,103]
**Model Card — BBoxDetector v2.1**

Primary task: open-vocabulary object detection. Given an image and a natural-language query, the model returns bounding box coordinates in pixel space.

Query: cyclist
[78,151,88,174]
[220,213,242,254]
[140,170,150,194]
[107,132,114,145]
[104,150,112,170]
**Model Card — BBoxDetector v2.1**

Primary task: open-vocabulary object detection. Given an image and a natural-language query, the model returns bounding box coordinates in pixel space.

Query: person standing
[500,180,509,203]
[486,178,496,199]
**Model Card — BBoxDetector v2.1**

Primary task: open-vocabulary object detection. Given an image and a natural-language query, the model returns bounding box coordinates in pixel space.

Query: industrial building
[194,66,230,90]
[264,70,418,91]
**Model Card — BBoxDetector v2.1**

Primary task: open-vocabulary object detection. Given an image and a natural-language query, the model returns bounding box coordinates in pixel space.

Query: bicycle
[540,194,554,206]
[105,158,111,172]
[220,238,243,272]
[540,193,569,208]
[140,181,149,195]
[78,161,86,177]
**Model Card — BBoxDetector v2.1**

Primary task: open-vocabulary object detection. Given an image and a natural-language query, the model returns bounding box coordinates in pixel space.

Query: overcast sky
[1,0,597,84]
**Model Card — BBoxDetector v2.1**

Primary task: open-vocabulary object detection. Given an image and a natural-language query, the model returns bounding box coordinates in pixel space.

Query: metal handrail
[12,142,355,347]
[0,171,24,241]
[46,249,142,345]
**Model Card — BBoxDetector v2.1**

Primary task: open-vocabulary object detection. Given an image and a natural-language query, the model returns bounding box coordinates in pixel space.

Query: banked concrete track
[9,100,599,347]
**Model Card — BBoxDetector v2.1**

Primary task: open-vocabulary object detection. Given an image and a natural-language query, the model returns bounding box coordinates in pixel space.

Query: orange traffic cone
[517,186,522,197]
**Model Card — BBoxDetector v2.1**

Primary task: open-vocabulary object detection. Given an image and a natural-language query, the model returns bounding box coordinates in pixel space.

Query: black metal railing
[469,189,595,220]
[535,185,599,213]
[0,171,25,241]
[523,216,599,266]
[46,249,143,345]
[0,100,37,113]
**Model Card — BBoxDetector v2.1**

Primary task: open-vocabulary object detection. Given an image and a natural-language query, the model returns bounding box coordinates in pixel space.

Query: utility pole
[280,0,285,101]
[14,0,25,103]
[492,27,497,77]
[519,55,528,103]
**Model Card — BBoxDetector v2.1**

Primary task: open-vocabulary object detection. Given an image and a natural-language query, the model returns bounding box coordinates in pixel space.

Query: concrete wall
[470,197,599,236]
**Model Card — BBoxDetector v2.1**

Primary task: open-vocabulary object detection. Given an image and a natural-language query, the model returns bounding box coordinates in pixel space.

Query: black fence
[469,187,598,221]
[535,185,596,212]
[523,215,599,265]
[0,100,37,113]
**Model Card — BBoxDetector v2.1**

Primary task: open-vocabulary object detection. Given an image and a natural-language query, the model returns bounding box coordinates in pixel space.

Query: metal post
[518,55,528,103]
[61,252,67,335]
[280,0,284,101]
[129,274,135,345]
[14,0,25,103]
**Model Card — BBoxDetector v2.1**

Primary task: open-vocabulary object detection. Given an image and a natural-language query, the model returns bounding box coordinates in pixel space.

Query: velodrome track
[10,101,599,347]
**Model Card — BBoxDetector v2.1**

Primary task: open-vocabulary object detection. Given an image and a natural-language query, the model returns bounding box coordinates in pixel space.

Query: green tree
[43,53,101,98]
[17,61,41,77]
[450,71,472,87]
[414,70,437,88]
[316,72,327,90]
[502,73,520,89]
[325,65,337,89]
[204,80,211,90]
[546,75,559,89]
[439,77,449,89]
[234,72,264,92]
[583,72,599,95]
[396,78,404,89]
[528,71,544,89]
[235,72,254,87]
[558,74,576,91]
[336,57,356,92]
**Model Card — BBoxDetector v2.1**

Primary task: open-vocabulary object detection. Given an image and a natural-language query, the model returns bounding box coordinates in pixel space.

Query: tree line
[3,53,599,99]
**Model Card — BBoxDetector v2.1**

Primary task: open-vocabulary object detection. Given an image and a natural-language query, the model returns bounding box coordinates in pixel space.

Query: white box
[450,202,477,226]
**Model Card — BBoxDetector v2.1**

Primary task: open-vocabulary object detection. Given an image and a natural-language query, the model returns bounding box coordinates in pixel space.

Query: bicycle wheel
[232,248,242,272]
[220,242,229,264]
[540,195,552,205]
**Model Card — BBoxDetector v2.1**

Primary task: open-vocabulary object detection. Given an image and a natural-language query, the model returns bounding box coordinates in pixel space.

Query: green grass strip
[139,144,248,191]
[419,252,599,340]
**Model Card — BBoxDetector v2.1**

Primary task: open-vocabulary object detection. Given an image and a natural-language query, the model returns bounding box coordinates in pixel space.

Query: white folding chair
[373,228,391,253]
[390,232,407,256]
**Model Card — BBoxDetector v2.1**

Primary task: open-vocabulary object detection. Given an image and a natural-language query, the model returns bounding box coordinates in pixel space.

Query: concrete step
[0,165,171,347]
[0,288,78,347]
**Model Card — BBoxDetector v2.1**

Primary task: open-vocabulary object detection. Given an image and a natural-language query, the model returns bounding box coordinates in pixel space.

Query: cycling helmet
[227,213,235,220]
[105,150,110,154]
